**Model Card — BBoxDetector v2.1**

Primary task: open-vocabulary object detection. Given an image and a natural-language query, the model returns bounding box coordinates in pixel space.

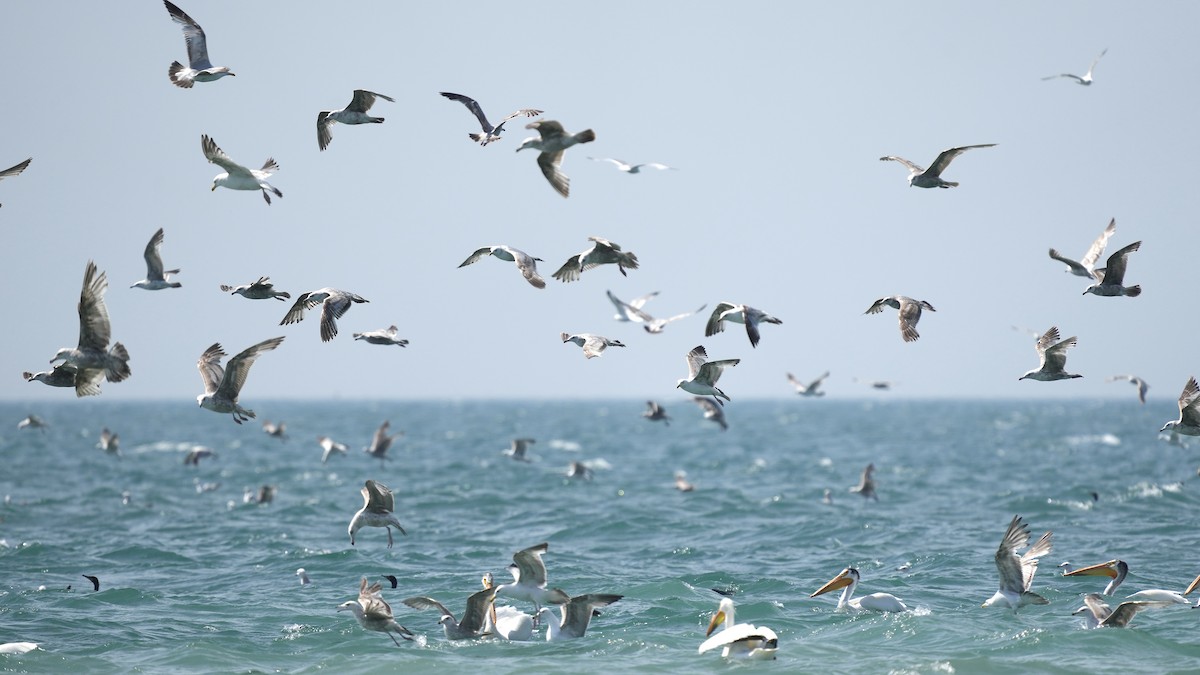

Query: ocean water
[1,398,1198,674]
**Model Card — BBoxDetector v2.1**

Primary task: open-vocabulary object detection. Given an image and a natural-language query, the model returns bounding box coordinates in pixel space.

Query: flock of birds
[5,4,1197,660]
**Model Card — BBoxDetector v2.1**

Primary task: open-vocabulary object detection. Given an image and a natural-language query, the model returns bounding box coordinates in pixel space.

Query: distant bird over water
[865,296,935,343]
[516,119,596,197]
[50,261,132,397]
[1042,48,1107,86]
[787,371,829,397]
[318,436,349,464]
[879,144,995,188]
[348,479,406,548]
[262,420,287,441]
[607,290,704,334]
[439,92,542,146]
[1049,218,1115,279]
[643,401,670,425]
[561,333,625,359]
[1018,326,1081,381]
[17,415,48,432]
[195,336,285,424]
[0,157,31,207]
[587,157,676,174]
[704,302,782,348]
[97,427,120,456]
[353,326,409,347]
[849,463,877,501]
[553,236,639,282]
[459,245,546,288]
[220,277,291,301]
[281,289,368,342]
[163,1,234,88]
[130,228,181,290]
[364,421,401,464]
[201,135,281,205]
[1082,241,1142,297]
[317,89,395,151]
[692,396,728,430]
[504,438,535,462]
[1107,375,1148,404]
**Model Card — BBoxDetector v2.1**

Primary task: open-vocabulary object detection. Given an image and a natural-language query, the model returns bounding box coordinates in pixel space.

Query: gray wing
[1102,600,1156,628]
[143,228,166,280]
[440,92,494,132]
[215,336,284,400]
[1034,326,1061,357]
[201,135,251,177]
[499,108,543,124]
[280,292,312,326]
[1082,593,1113,623]
[196,343,227,396]
[1019,531,1053,591]
[530,119,565,140]
[1099,240,1140,286]
[627,291,658,310]
[1042,73,1086,83]
[705,302,738,337]
[320,292,365,342]
[561,594,621,639]
[995,516,1031,595]
[1042,335,1077,372]
[458,246,495,268]
[317,112,333,151]
[510,249,545,288]
[1048,248,1090,276]
[349,89,394,113]
[879,155,923,173]
[364,479,395,513]
[1086,48,1108,78]
[0,157,31,180]
[685,345,709,379]
[659,304,705,325]
[402,595,454,618]
[536,150,569,197]
[925,144,996,177]
[696,359,739,386]
[372,421,392,449]
[897,298,926,342]
[77,261,112,351]
[460,587,497,633]
[164,0,213,69]
[864,297,889,315]
[1080,218,1116,270]
[552,254,583,283]
[1179,377,1200,426]
[512,542,551,586]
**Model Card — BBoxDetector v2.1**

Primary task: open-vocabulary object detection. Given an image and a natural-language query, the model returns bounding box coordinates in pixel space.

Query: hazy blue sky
[3,2,1197,403]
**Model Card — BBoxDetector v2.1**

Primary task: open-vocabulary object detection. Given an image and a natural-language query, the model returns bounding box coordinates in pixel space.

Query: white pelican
[337,577,414,646]
[1160,377,1200,436]
[879,144,996,188]
[492,542,570,618]
[1083,241,1141,297]
[1065,559,1193,605]
[130,228,181,290]
[201,135,281,205]
[1042,48,1107,86]
[704,302,782,348]
[561,332,626,359]
[537,593,622,640]
[810,567,908,612]
[1073,593,1166,628]
[280,288,368,342]
[697,597,778,659]
[317,89,394,151]
[516,120,596,198]
[677,345,739,404]
[347,479,406,548]
[481,572,534,641]
[865,296,935,343]
[1018,326,1082,381]
[402,587,496,640]
[982,515,1052,611]
[1049,218,1115,279]
[552,236,639,282]
[163,1,234,88]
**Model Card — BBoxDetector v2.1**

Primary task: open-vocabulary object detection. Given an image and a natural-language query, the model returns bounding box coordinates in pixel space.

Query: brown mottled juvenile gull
[588,157,676,173]
[692,396,728,430]
[353,325,408,347]
[982,515,1053,611]
[787,371,829,397]
[403,588,496,640]
[561,332,625,359]
[130,228,181,290]
[1043,48,1107,86]
[865,296,935,343]
[1107,375,1148,404]
[1018,326,1081,381]
[220,277,291,301]
[1049,218,1115,279]
[164,1,234,88]
[50,261,132,397]
[201,135,281,205]
[552,236,639,283]
[705,302,782,348]
[879,144,995,188]
[677,346,739,404]
[439,92,542,146]
[607,290,705,334]
[317,89,395,151]
[1160,377,1200,437]
[364,420,401,464]
[1082,241,1141,297]
[459,245,545,288]
[195,336,285,423]
[337,577,414,646]
[516,120,596,197]
[348,479,406,548]
[281,289,368,342]
[537,593,622,641]
[0,157,31,207]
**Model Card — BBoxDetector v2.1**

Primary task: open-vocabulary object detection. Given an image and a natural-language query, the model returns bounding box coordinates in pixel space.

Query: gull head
[675,380,686,390]
[515,137,540,153]
[49,348,71,364]
[196,394,207,408]
[1160,421,1177,433]
[337,600,363,617]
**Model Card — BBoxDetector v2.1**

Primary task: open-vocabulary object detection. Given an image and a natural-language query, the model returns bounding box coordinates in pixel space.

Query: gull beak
[211,185,217,192]
[1063,560,1119,578]
[705,610,727,637]
[811,571,853,598]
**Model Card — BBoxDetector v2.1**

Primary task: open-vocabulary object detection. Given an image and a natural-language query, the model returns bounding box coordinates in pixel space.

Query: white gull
[459,245,545,289]
[317,89,395,151]
[1049,218,1115,279]
[787,371,829,397]
[552,236,639,283]
[220,276,291,301]
[201,135,281,205]
[1160,377,1200,436]
[130,228,181,290]
[353,325,408,347]
[1082,241,1141,297]
[1018,326,1082,381]
[561,332,625,359]
[588,157,676,173]
[677,345,739,404]
[1043,48,1107,86]
[704,302,782,348]
[164,1,234,88]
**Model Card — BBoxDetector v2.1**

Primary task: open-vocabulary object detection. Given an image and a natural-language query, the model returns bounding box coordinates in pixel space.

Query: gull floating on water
[481,572,534,641]
[982,515,1052,611]
[16,415,48,432]
[163,1,234,88]
[1043,48,1107,86]
[318,436,349,464]
[317,89,395,151]
[492,543,570,619]
[364,420,401,464]
[201,135,281,205]
[587,157,676,174]
[183,445,216,465]
[704,302,782,348]
[281,289,368,342]
[50,261,132,397]
[1019,326,1082,381]
[516,120,596,197]
[97,428,120,456]
[337,577,414,646]
[1082,241,1141,297]
[348,479,406,548]
[296,568,311,586]
[1107,375,1148,404]
[643,400,670,425]
[553,236,639,283]
[674,471,695,492]
[1160,377,1200,436]
[262,420,287,441]
[677,345,739,404]
[537,593,622,641]
[23,365,77,390]
[561,332,625,359]
[880,144,996,188]
[787,371,829,397]
[849,463,877,501]
[504,438,535,462]
[130,228,181,290]
[1049,218,1115,279]
[402,587,496,640]
[459,245,545,288]
[0,157,31,207]
[698,597,778,660]
[692,396,728,430]
[865,296,935,343]
[353,326,409,347]
[607,290,704,334]
[439,92,542,146]
[811,567,908,612]
[195,336,284,423]
[220,277,291,301]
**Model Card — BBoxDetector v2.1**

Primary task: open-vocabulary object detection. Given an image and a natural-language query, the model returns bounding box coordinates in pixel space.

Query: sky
[2,2,1198,403]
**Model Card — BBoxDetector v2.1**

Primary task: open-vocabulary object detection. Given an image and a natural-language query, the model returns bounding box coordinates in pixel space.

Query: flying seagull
[516,119,596,197]
[1082,241,1141,297]
[130,228,181,290]
[439,92,542,146]
[1160,377,1200,437]
[348,479,407,548]
[1049,218,1115,279]
[317,89,395,151]
[97,427,120,456]
[561,332,626,359]
[491,542,571,618]
[262,420,287,441]
[364,420,401,464]
[1043,48,1107,86]
[183,445,216,465]
[643,401,670,425]
[220,276,291,301]
[692,396,728,430]
[1107,375,1148,404]
[402,588,496,640]
[587,157,676,173]
[865,296,935,343]
[17,415,48,432]
[505,438,535,462]
[787,371,829,397]
[24,365,80,390]
[353,325,409,347]
[318,436,349,464]
[458,245,545,288]
[677,345,739,404]
[337,577,414,646]
[280,288,368,342]
[879,144,996,188]
[607,290,704,334]
[537,593,622,641]
[50,261,132,397]
[163,1,234,88]
[201,135,281,205]
[195,336,284,423]
[849,463,877,501]
[1018,326,1082,381]
[982,515,1053,611]
[705,302,782,348]
[0,157,31,207]
[552,236,639,283]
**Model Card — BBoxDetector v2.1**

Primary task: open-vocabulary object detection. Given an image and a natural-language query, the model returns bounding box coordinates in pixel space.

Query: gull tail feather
[107,343,131,382]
